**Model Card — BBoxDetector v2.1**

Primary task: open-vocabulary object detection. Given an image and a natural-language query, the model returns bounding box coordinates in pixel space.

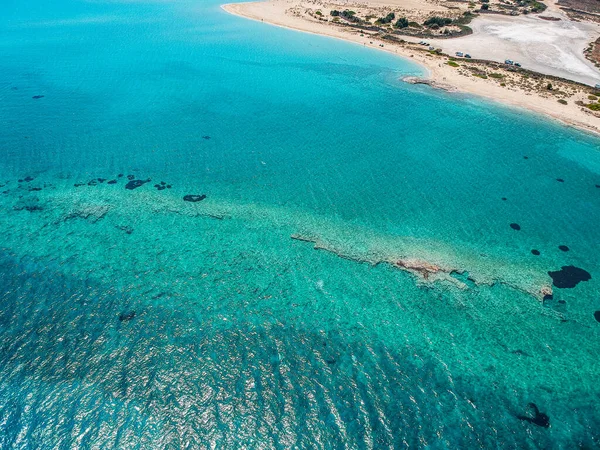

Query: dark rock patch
[28,187,42,192]
[32,95,44,99]
[2,191,9,195]
[160,181,166,185]
[202,135,211,140]
[118,174,124,178]
[154,184,166,191]
[74,183,85,187]
[125,179,149,190]
[325,357,336,365]
[594,311,600,323]
[14,204,42,212]
[531,249,540,256]
[517,403,549,428]
[11,87,18,90]
[543,294,553,302]
[118,311,136,322]
[548,265,591,288]
[97,178,106,183]
[107,180,117,185]
[23,176,34,182]
[558,245,569,252]
[116,225,133,235]
[596,184,600,188]
[87,180,98,186]
[501,197,507,201]
[127,174,135,180]
[510,223,521,231]
[166,185,172,189]
[523,156,528,159]
[183,194,206,202]
[556,178,564,183]
[64,205,110,223]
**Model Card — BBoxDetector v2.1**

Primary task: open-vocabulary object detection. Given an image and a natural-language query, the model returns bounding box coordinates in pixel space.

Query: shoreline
[222,2,600,136]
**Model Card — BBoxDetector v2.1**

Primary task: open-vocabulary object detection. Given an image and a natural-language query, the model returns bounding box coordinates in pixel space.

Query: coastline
[222,1,600,136]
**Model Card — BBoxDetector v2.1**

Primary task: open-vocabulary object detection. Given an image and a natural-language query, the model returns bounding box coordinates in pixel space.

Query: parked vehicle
[456,51,464,57]
[464,54,472,59]
[514,62,521,67]
[505,59,514,65]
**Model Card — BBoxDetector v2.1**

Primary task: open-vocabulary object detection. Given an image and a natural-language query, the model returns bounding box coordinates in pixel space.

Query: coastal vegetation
[375,12,395,25]
[394,17,409,28]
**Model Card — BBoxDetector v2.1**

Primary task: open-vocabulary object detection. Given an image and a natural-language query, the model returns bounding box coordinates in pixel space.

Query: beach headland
[222,0,600,134]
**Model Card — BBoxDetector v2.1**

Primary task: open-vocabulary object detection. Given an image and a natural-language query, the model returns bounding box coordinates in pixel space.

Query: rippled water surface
[0,0,599,448]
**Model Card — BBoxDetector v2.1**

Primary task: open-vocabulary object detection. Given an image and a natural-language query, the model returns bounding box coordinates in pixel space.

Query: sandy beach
[222,0,600,134]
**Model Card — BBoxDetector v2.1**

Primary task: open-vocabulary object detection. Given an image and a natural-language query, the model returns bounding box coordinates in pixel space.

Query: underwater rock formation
[125,179,150,190]
[118,311,136,322]
[548,266,591,288]
[517,403,550,428]
[183,194,206,202]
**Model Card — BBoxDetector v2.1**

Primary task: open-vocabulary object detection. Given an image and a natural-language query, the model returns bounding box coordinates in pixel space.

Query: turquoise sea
[0,0,599,447]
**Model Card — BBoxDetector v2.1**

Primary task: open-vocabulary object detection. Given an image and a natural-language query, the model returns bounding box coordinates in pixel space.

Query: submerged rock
[127,174,135,180]
[558,245,569,252]
[531,249,540,256]
[202,135,211,140]
[23,176,34,182]
[13,203,42,212]
[501,197,507,201]
[510,223,521,231]
[548,265,591,288]
[32,95,44,99]
[116,225,133,235]
[125,179,149,190]
[64,204,111,223]
[556,178,564,183]
[118,311,136,322]
[183,194,206,202]
[594,311,600,323]
[107,180,117,184]
[517,403,550,428]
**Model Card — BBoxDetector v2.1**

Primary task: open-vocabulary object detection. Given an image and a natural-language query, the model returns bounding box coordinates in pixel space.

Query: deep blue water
[0,0,599,447]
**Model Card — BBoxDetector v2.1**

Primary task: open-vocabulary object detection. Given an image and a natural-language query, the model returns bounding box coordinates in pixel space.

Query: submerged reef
[517,403,550,428]
[548,266,591,288]
[183,194,206,202]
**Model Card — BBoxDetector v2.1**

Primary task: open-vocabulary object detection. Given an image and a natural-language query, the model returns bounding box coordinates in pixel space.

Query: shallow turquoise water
[0,0,599,447]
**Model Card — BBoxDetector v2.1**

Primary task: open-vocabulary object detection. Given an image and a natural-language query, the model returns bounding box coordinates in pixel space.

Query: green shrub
[588,95,597,100]
[557,99,568,105]
[330,10,340,16]
[587,103,600,111]
[376,12,396,24]
[489,73,503,79]
[447,61,460,67]
[394,17,409,28]
[315,10,322,16]
[424,16,452,27]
